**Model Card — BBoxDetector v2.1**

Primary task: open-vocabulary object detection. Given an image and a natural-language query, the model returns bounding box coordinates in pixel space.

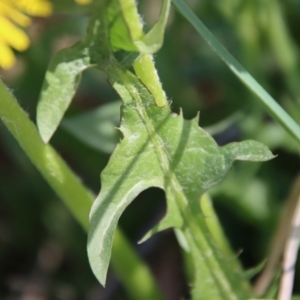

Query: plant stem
[0,81,93,227]
[0,79,163,300]
[134,54,168,108]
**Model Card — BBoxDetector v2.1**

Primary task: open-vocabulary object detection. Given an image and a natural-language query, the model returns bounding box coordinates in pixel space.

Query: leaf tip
[222,140,276,163]
[87,240,110,287]
[193,111,200,124]
[37,118,54,144]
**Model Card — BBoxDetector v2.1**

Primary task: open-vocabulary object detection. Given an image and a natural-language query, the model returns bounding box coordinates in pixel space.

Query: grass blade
[172,0,300,144]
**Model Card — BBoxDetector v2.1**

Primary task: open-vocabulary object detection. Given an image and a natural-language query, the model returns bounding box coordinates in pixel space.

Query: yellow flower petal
[0,0,53,70]
[14,0,52,17]
[0,40,16,69]
[75,0,92,5]
[0,2,31,27]
[0,16,29,51]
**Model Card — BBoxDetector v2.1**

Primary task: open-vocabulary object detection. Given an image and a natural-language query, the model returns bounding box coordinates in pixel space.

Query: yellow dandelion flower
[0,0,52,70]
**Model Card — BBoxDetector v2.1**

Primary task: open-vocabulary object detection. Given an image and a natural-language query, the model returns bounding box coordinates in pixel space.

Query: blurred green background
[0,0,299,299]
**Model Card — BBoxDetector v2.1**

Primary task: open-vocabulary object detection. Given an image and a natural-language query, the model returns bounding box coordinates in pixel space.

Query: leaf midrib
[111,66,247,300]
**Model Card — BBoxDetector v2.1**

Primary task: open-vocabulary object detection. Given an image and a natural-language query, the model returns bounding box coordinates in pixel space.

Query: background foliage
[0,0,299,299]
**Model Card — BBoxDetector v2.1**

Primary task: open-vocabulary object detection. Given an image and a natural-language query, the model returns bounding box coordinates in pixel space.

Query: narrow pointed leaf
[37,46,92,143]
[37,15,107,143]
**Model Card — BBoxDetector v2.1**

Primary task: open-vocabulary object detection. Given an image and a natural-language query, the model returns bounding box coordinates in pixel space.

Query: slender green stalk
[134,54,168,108]
[172,0,300,144]
[0,81,93,227]
[0,79,163,300]
[118,0,168,107]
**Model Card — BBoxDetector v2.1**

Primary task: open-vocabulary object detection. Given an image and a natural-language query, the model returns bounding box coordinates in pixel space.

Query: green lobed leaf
[87,67,274,299]
[84,3,275,299]
[38,0,272,300]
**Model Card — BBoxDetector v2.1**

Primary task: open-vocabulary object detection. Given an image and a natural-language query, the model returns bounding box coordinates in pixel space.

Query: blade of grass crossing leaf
[171,0,300,144]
